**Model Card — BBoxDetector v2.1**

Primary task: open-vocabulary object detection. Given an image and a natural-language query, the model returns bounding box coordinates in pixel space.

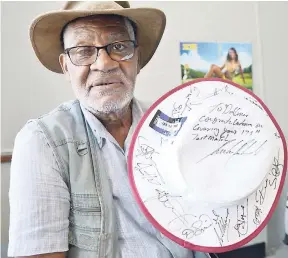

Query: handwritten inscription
[196,84,234,102]
[193,123,220,136]
[171,85,235,118]
[172,87,201,118]
[135,136,164,185]
[268,151,283,189]
[135,163,163,185]
[192,133,230,142]
[181,214,213,240]
[255,123,263,129]
[148,189,213,240]
[172,103,185,118]
[255,150,283,206]
[212,209,230,246]
[199,115,253,127]
[234,199,249,237]
[209,103,249,118]
[192,125,237,142]
[244,96,263,111]
[136,136,159,159]
[213,85,234,97]
[160,136,174,147]
[241,129,259,136]
[255,179,268,205]
[253,205,262,226]
[197,139,268,163]
[155,189,184,222]
[144,189,186,228]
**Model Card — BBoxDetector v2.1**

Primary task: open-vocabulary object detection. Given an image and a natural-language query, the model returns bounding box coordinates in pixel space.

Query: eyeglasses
[64,40,138,66]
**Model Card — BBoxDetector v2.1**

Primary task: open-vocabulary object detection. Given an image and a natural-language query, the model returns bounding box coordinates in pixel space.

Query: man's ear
[59,54,70,81]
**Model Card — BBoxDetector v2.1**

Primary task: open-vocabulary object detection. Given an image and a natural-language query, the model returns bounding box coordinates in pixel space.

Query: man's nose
[90,49,119,72]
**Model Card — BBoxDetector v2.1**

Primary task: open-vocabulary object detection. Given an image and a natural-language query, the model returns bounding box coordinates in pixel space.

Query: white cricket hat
[128,78,287,253]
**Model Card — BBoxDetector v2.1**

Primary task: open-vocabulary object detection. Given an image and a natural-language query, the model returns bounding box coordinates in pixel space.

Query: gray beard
[89,98,132,121]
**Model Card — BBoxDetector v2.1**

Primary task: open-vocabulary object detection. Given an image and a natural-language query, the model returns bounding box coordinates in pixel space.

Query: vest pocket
[69,193,101,251]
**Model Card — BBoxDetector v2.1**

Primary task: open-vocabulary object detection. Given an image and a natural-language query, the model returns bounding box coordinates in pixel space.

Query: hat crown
[30,0,166,73]
[63,1,130,11]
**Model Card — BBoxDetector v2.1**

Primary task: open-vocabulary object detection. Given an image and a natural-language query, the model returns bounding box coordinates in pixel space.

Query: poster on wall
[180,42,253,91]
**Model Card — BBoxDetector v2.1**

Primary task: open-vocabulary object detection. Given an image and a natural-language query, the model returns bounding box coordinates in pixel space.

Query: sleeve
[8,121,70,257]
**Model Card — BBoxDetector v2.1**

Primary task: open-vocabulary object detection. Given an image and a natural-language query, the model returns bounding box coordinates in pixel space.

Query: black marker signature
[244,96,263,111]
[136,136,159,159]
[181,214,213,240]
[212,209,230,246]
[172,103,185,118]
[269,150,283,190]
[135,136,164,185]
[173,85,233,118]
[197,139,268,163]
[209,103,249,118]
[134,163,163,185]
[253,205,262,226]
[214,85,233,96]
[155,189,200,233]
[201,85,234,101]
[145,189,195,230]
[193,123,220,137]
[255,150,283,205]
[199,115,253,127]
[172,87,201,117]
[146,189,212,239]
[234,199,249,237]
[255,179,268,205]
[172,84,234,119]
[192,127,237,143]
[160,137,174,147]
[155,189,183,213]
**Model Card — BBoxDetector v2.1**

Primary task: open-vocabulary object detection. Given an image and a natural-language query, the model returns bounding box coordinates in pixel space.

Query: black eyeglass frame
[64,40,138,66]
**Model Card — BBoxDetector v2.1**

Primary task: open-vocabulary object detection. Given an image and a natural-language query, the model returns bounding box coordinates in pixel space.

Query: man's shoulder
[38,99,80,120]
[17,99,82,142]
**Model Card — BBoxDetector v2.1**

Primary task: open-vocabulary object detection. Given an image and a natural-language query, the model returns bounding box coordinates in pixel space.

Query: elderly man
[8,1,206,258]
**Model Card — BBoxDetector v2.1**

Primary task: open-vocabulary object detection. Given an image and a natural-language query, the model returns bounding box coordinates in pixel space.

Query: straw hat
[29,1,166,73]
[128,78,287,253]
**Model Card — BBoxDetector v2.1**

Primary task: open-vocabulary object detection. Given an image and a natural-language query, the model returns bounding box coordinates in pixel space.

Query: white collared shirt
[82,99,193,258]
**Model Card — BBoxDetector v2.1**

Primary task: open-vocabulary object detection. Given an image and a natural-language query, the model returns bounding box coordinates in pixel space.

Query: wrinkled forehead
[63,15,133,45]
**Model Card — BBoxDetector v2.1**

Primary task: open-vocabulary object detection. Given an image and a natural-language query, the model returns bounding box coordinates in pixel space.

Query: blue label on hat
[149,110,187,137]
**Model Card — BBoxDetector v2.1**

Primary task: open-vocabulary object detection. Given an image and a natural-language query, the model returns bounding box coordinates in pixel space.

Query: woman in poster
[204,47,246,84]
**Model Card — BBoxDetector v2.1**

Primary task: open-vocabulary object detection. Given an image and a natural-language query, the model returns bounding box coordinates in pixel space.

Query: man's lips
[91,80,123,87]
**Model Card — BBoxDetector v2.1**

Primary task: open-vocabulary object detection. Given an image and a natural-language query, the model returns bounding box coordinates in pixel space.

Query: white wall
[1,163,10,258]
[257,1,288,254]
[1,1,72,153]
[1,1,288,257]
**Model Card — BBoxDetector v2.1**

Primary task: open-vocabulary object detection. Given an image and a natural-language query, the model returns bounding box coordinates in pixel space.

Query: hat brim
[30,8,166,73]
[128,78,287,253]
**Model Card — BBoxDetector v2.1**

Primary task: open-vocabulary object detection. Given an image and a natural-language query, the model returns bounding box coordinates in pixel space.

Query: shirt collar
[80,98,145,149]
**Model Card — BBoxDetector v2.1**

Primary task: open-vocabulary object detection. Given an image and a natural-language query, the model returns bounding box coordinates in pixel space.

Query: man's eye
[112,43,125,51]
[76,48,94,56]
